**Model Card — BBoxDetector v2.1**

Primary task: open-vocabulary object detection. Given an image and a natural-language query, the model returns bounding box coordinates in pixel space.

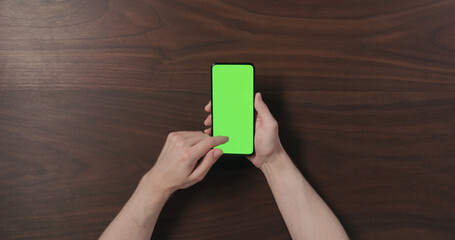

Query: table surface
[1,0,455,239]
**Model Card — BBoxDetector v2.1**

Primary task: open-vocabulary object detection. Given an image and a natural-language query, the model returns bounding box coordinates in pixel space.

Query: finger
[204,101,211,113]
[204,114,212,126]
[185,131,209,146]
[169,131,206,147]
[189,148,223,182]
[203,127,212,135]
[255,92,275,121]
[172,131,201,137]
[191,136,229,160]
[177,131,205,140]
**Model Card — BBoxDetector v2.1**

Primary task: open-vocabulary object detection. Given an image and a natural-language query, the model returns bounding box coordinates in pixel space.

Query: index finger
[191,135,228,160]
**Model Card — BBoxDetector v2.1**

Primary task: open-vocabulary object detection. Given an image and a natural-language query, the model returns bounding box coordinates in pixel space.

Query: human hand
[146,131,228,197]
[203,92,285,169]
[100,131,228,240]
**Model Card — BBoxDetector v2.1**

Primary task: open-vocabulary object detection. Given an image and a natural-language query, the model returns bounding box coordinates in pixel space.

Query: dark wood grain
[1,0,454,239]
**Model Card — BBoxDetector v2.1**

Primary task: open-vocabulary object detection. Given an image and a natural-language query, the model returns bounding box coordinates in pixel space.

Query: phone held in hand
[211,63,255,156]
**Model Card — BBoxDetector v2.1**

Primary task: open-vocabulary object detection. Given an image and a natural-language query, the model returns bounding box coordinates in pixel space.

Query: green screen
[212,63,254,155]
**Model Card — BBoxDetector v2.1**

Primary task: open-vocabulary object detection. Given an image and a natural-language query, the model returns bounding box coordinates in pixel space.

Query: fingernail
[214,149,223,158]
[258,92,262,100]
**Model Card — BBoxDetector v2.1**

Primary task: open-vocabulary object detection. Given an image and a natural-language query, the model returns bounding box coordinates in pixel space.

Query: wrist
[123,172,171,228]
[259,149,292,177]
[139,171,173,204]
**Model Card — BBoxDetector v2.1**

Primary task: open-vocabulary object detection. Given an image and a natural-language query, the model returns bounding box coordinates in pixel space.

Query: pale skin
[100,92,349,240]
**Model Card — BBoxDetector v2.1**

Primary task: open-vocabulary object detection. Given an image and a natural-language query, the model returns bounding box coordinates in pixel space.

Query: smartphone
[211,63,254,155]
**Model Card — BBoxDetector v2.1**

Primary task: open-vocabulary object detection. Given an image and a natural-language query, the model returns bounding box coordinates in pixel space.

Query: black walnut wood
[1,0,454,239]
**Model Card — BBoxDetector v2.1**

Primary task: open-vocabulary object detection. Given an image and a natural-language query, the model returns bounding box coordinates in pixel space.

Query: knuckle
[176,138,186,147]
[182,150,191,160]
[167,132,176,140]
[270,120,279,129]
[202,137,212,146]
[195,174,204,182]
[189,175,198,182]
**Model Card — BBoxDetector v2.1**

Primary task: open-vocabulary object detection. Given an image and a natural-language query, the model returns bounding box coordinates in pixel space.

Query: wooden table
[1,0,454,239]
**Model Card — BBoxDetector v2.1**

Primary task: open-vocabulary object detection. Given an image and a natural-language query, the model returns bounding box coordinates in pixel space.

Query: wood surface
[1,0,455,239]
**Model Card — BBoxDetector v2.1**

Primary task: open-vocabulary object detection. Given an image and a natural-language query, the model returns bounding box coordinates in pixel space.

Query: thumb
[189,148,223,182]
[255,92,275,121]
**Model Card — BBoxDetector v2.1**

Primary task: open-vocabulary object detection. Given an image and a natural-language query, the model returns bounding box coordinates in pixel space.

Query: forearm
[99,172,170,240]
[260,151,348,240]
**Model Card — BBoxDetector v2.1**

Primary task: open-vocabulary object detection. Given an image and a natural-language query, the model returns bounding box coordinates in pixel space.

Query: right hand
[203,92,285,168]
